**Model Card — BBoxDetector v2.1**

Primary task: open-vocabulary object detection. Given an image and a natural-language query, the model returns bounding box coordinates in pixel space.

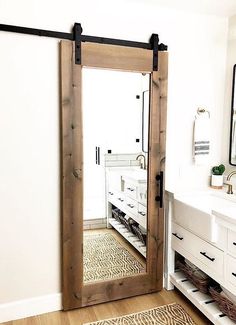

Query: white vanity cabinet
[167,191,236,325]
[106,168,147,257]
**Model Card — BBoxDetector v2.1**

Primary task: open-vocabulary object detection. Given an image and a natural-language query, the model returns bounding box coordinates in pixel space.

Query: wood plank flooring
[2,288,212,325]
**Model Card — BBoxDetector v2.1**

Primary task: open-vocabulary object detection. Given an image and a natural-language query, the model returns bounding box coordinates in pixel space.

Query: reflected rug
[83,303,196,325]
[83,232,145,283]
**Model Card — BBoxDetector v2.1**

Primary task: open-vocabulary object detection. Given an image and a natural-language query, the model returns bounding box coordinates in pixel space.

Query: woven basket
[176,260,211,294]
[131,224,147,245]
[119,215,133,232]
[112,208,121,222]
[209,286,236,322]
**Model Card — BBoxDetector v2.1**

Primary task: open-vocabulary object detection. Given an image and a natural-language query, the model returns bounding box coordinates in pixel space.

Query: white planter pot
[211,175,223,189]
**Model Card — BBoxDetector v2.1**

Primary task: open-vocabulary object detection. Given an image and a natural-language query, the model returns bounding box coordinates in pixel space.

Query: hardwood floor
[2,288,212,325]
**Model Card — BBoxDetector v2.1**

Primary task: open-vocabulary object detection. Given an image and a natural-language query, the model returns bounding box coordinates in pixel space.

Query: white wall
[222,15,236,172]
[0,0,229,321]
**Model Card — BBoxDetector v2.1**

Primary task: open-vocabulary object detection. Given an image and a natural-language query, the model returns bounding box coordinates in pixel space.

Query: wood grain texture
[61,40,83,310]
[2,289,211,325]
[81,42,153,72]
[147,51,168,291]
[61,40,169,310]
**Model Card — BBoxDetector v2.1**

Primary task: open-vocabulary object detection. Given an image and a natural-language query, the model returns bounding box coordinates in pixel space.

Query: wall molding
[0,293,62,323]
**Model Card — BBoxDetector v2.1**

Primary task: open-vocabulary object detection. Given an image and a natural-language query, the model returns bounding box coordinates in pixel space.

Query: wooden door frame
[60,40,168,310]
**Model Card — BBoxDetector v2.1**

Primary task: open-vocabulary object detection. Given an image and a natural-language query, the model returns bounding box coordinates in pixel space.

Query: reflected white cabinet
[106,168,147,257]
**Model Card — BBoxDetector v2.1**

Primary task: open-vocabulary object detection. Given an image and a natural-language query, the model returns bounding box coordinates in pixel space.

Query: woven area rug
[83,232,145,283]
[83,303,196,325]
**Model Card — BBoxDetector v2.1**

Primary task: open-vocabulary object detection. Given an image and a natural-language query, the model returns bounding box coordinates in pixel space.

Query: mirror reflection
[82,68,150,283]
[230,64,236,165]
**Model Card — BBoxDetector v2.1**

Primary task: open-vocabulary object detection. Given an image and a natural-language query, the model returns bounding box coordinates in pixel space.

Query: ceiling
[133,0,236,17]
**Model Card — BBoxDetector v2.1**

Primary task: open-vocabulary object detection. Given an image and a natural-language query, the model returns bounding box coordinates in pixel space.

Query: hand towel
[193,114,210,165]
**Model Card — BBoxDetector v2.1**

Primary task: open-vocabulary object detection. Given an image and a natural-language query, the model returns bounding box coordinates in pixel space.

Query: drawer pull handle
[200,251,215,262]
[172,233,183,241]
[118,198,124,202]
[232,273,236,277]
[127,204,134,208]
[109,192,114,195]
[138,211,146,216]
[127,187,135,192]
[233,242,236,246]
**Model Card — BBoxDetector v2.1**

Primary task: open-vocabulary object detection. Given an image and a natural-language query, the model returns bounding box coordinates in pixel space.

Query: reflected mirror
[230,64,236,165]
[82,68,150,283]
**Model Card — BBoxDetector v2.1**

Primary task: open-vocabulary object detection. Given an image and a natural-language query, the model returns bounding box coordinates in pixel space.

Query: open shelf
[170,271,235,325]
[109,218,146,258]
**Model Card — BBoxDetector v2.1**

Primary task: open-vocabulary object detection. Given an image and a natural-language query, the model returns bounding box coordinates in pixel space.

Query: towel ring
[197,108,210,118]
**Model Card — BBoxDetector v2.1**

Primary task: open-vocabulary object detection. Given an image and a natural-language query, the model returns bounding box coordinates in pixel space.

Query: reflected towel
[193,115,210,165]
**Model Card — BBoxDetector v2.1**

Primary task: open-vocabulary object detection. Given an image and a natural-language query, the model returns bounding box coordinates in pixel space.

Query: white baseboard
[0,293,62,323]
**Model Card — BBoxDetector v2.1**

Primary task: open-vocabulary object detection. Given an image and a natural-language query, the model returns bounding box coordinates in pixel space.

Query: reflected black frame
[229,64,236,165]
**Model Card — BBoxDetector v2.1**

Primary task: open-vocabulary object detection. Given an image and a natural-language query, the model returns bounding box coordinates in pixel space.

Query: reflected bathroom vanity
[106,162,147,257]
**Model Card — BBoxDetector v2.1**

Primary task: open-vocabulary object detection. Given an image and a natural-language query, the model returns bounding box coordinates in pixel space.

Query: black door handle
[200,251,215,262]
[155,171,163,208]
[97,146,100,165]
[95,146,98,164]
[232,272,236,277]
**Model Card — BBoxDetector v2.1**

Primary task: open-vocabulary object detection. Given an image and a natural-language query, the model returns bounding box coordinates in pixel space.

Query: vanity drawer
[124,182,137,199]
[137,203,147,229]
[190,234,224,276]
[226,254,236,288]
[125,196,138,215]
[171,222,192,251]
[172,222,224,276]
[228,230,236,257]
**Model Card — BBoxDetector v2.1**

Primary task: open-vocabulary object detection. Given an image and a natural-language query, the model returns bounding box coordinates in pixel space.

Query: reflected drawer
[137,203,147,229]
[137,186,147,206]
[116,192,125,205]
[124,182,137,199]
[125,196,138,215]
[108,188,117,205]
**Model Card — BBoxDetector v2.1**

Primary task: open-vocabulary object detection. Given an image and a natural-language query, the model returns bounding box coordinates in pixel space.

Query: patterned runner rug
[83,303,196,325]
[83,232,145,283]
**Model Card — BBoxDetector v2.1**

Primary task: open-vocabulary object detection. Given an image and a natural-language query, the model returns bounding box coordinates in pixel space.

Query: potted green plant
[211,164,225,189]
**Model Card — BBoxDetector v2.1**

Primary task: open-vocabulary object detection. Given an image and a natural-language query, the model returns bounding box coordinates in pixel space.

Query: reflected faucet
[136,154,147,170]
[226,171,236,194]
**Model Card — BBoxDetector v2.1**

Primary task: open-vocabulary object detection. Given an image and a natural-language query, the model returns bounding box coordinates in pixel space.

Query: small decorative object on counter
[211,164,225,189]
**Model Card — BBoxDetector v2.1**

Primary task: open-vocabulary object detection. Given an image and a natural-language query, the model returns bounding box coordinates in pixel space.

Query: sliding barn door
[61,40,168,310]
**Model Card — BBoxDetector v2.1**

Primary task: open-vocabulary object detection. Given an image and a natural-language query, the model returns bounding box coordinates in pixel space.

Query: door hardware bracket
[73,23,82,65]
[150,34,159,71]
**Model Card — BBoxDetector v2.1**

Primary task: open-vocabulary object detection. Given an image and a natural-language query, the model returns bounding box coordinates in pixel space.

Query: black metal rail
[0,22,168,69]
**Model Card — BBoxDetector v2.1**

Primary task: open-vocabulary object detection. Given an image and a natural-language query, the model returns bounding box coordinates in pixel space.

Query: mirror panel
[230,64,236,165]
[82,68,150,284]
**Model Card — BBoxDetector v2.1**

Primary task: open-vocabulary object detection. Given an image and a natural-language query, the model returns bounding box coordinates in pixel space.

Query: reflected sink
[121,169,147,183]
[174,191,236,242]
[107,167,146,190]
